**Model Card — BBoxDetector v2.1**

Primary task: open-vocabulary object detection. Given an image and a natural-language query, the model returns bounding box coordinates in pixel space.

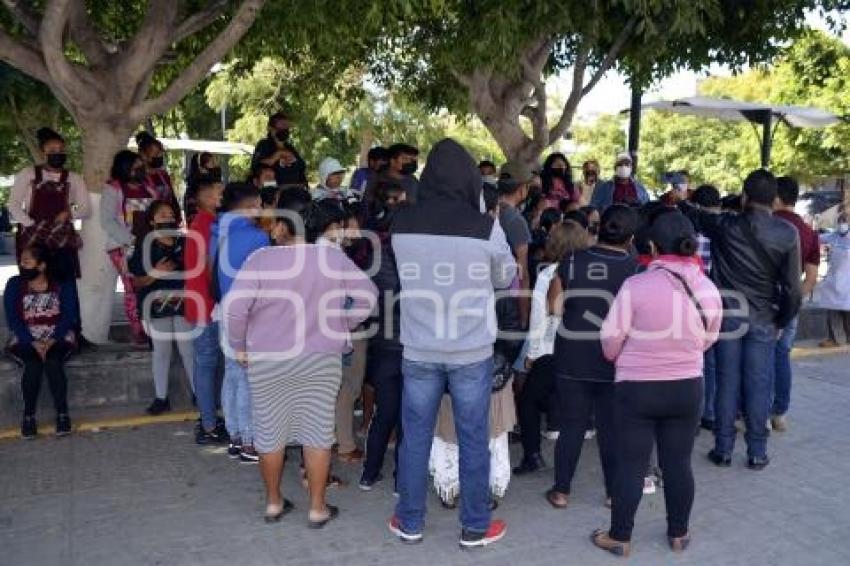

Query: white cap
[615,151,632,163]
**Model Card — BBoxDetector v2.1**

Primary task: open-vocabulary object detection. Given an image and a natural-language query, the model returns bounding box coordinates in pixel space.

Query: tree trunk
[357,128,374,167]
[76,120,134,343]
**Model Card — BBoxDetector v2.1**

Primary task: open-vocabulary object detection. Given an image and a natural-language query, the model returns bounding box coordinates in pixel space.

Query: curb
[0,410,198,441]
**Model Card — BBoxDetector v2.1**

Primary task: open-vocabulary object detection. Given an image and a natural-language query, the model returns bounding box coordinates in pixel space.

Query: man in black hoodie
[251,112,307,186]
[388,139,516,548]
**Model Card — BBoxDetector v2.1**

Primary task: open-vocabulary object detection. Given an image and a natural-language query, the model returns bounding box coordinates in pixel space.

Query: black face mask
[401,161,417,176]
[150,156,165,169]
[588,224,600,236]
[20,268,40,281]
[551,167,567,178]
[131,170,146,184]
[46,153,67,169]
[207,167,222,181]
[154,221,179,232]
[275,129,290,143]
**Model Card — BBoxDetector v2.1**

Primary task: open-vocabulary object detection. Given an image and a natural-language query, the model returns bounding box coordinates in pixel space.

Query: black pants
[553,378,616,497]
[362,346,403,482]
[610,378,702,542]
[9,342,73,417]
[518,355,555,459]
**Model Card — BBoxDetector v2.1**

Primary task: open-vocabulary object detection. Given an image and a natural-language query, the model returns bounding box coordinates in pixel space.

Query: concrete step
[0,343,199,428]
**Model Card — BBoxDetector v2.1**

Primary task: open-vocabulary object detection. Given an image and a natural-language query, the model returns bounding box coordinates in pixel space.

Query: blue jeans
[714,317,776,459]
[222,356,253,445]
[702,345,717,422]
[395,357,493,534]
[771,315,798,416]
[193,322,220,431]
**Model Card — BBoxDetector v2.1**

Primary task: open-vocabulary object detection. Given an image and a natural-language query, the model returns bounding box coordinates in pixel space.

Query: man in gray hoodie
[388,138,516,548]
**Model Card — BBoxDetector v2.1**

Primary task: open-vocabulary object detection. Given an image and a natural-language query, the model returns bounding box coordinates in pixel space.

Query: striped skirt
[247,354,342,453]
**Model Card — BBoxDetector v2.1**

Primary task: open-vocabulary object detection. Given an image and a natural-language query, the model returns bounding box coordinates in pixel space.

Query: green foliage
[576,29,850,192]
[205,56,503,181]
[0,64,81,175]
[571,114,628,177]
[370,0,842,114]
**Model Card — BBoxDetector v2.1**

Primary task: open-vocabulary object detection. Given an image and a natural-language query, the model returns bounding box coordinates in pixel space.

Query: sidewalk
[1,352,849,566]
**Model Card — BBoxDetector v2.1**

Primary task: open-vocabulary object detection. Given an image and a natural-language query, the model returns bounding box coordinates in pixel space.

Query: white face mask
[483,175,499,185]
[675,183,688,193]
[615,165,632,179]
[263,180,277,189]
[839,222,849,235]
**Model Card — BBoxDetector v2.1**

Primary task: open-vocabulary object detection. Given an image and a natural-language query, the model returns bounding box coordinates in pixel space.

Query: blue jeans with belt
[395,356,493,534]
[714,316,776,459]
[771,315,798,417]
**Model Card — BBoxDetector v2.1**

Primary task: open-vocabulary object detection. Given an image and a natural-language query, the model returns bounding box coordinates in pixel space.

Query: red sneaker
[388,516,423,544]
[459,519,507,548]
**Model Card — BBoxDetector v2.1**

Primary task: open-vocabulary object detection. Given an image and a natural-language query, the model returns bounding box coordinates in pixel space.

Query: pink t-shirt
[223,243,378,359]
[600,257,722,382]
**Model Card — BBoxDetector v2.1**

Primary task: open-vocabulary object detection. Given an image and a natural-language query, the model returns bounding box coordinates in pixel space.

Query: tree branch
[548,16,638,143]
[67,0,110,67]
[133,0,266,121]
[520,52,548,148]
[581,16,638,97]
[173,0,229,44]
[1,0,40,36]
[118,0,180,84]
[39,0,100,109]
[0,27,50,84]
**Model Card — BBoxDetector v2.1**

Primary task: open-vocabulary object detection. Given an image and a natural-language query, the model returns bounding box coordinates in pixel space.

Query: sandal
[668,534,691,553]
[307,504,339,529]
[590,529,631,557]
[545,489,569,509]
[264,499,294,523]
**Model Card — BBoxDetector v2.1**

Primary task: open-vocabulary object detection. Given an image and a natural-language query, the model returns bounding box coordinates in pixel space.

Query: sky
[565,10,850,120]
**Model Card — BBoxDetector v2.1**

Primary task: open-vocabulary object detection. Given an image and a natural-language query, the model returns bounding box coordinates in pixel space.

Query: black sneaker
[21,416,37,440]
[747,455,770,471]
[707,449,732,467]
[512,453,546,475]
[359,473,384,491]
[228,438,242,459]
[459,519,507,548]
[240,444,260,463]
[145,397,171,416]
[56,414,72,437]
[700,418,715,431]
[195,427,225,445]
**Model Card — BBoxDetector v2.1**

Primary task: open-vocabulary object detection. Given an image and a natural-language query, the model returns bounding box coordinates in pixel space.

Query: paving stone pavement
[2,353,850,566]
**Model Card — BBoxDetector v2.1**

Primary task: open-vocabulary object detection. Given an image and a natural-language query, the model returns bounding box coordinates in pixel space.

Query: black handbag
[492,292,524,392]
[740,218,797,329]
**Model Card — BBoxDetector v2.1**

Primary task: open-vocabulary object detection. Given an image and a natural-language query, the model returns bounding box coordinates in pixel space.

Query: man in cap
[498,161,534,327]
[590,152,650,211]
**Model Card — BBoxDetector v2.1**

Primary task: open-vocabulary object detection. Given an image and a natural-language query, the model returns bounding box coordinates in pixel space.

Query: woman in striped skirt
[224,200,377,527]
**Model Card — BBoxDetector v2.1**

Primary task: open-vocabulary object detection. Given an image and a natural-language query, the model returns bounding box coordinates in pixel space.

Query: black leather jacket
[681,203,802,326]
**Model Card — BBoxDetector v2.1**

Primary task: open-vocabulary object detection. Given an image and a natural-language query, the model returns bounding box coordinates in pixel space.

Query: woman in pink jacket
[591,210,722,558]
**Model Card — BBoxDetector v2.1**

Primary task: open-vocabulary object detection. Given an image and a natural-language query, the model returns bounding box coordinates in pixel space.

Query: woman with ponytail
[9,127,90,343]
[591,210,722,558]
[135,132,182,223]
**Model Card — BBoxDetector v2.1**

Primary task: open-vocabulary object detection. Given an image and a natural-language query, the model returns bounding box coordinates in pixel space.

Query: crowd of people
[5,110,849,555]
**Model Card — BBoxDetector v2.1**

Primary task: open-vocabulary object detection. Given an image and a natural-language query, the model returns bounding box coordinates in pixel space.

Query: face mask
[615,165,632,179]
[584,172,598,183]
[154,221,178,231]
[839,223,849,235]
[588,224,599,236]
[20,268,40,280]
[483,175,499,185]
[551,167,567,177]
[150,156,164,169]
[207,167,222,181]
[401,161,418,176]
[131,170,146,184]
[46,153,67,169]
[675,183,688,193]
[275,129,290,143]
[263,180,277,189]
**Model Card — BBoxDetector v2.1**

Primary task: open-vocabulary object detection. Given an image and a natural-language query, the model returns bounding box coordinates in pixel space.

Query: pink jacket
[224,243,378,359]
[600,257,722,382]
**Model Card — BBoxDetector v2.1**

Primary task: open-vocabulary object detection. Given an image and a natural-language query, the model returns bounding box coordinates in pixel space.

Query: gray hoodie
[391,139,516,364]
